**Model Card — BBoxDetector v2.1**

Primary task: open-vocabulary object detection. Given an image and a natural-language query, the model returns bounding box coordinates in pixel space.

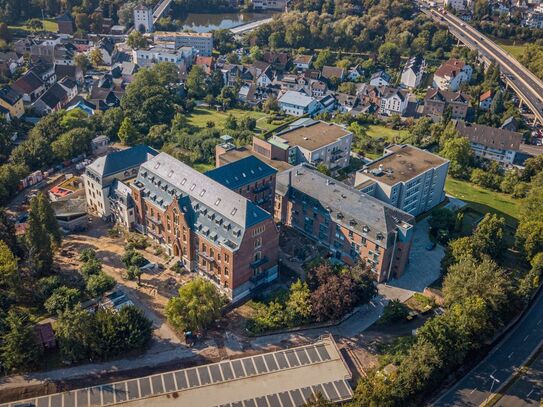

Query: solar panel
[89,386,102,406]
[163,373,176,393]
[278,391,294,407]
[274,352,289,369]
[242,357,257,376]
[231,359,246,378]
[300,386,313,402]
[284,350,300,367]
[253,356,268,374]
[174,371,188,390]
[306,346,321,363]
[289,389,305,406]
[311,384,326,399]
[220,362,235,380]
[210,364,223,383]
[263,354,278,371]
[315,344,331,361]
[323,382,339,401]
[198,366,212,385]
[243,399,256,407]
[186,368,200,388]
[334,380,352,399]
[255,396,268,407]
[151,375,165,393]
[101,385,114,405]
[126,380,140,400]
[76,389,89,407]
[295,348,310,365]
[139,377,152,397]
[36,397,49,407]
[113,383,127,403]
[266,393,281,407]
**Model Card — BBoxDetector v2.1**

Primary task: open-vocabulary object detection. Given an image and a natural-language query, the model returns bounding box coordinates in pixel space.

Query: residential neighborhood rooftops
[361,144,449,185]
[434,58,467,78]
[205,155,277,190]
[273,120,350,152]
[455,120,522,151]
[0,86,22,105]
[293,54,313,64]
[12,71,43,94]
[321,66,344,79]
[218,146,293,173]
[277,90,315,107]
[424,88,471,103]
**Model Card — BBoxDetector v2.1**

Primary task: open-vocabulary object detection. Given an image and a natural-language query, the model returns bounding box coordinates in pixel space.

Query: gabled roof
[276,164,414,248]
[278,91,316,107]
[12,72,44,94]
[136,152,271,229]
[87,145,158,179]
[321,66,344,80]
[424,88,471,104]
[479,90,493,102]
[455,121,522,152]
[370,70,391,82]
[205,156,277,190]
[0,86,22,105]
[402,55,425,74]
[434,58,467,79]
[35,83,67,109]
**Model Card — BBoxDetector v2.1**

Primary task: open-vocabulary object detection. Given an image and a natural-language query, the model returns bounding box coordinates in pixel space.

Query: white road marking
[527,388,534,398]
[470,387,477,394]
[524,335,530,342]
[508,352,514,359]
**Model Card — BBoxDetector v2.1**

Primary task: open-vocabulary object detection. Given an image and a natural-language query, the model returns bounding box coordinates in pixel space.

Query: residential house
[501,116,520,132]
[355,144,450,216]
[432,59,472,91]
[321,66,345,82]
[369,70,391,87]
[479,90,493,110]
[400,55,425,89]
[423,89,471,120]
[455,121,523,166]
[205,154,277,214]
[262,51,289,71]
[0,52,23,76]
[0,86,24,118]
[346,65,364,82]
[88,74,121,110]
[335,93,359,113]
[293,55,313,70]
[30,62,56,85]
[58,77,78,100]
[32,82,69,115]
[268,119,353,171]
[444,0,467,11]
[132,46,194,69]
[195,56,213,75]
[277,91,320,116]
[309,80,327,98]
[130,152,280,302]
[11,72,45,103]
[95,37,117,65]
[55,64,84,84]
[379,87,409,116]
[275,164,415,282]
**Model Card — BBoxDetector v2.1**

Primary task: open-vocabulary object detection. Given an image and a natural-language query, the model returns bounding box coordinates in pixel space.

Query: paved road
[422,5,543,125]
[433,288,543,406]
[495,348,543,407]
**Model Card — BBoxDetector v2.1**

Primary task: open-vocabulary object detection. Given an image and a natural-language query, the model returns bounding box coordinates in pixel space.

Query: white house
[278,91,320,116]
[132,46,195,68]
[369,70,391,87]
[293,55,313,70]
[479,90,493,111]
[400,56,425,89]
[379,87,409,116]
[433,59,472,91]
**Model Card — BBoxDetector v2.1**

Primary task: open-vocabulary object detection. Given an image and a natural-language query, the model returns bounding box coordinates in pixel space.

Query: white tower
[133,4,154,33]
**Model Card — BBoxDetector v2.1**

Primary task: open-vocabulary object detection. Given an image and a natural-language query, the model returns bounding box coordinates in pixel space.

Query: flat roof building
[154,31,213,56]
[355,144,449,216]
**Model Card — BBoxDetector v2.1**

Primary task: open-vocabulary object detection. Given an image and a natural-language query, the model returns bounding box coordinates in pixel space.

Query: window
[253,251,261,262]
[254,237,262,249]
[224,266,229,276]
[224,253,230,263]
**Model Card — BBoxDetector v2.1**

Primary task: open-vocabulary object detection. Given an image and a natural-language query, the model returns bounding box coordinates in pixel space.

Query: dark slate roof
[276,164,415,249]
[455,121,522,152]
[205,156,277,190]
[87,145,158,179]
[36,83,67,109]
[12,72,43,94]
[135,153,271,231]
[0,86,22,105]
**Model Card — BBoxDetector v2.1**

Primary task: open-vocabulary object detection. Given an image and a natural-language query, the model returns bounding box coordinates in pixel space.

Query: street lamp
[484,374,501,406]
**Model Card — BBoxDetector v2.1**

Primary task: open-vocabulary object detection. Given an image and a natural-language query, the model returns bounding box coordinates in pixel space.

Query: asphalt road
[495,348,543,407]
[432,289,543,406]
[423,6,543,125]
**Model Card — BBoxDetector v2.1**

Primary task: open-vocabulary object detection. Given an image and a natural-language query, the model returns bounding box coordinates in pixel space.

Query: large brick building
[130,153,279,302]
[275,165,415,282]
[205,155,277,214]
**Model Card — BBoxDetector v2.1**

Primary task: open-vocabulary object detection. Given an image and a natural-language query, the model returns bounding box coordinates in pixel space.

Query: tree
[80,248,97,263]
[165,278,223,332]
[81,258,102,279]
[186,65,207,99]
[314,49,334,69]
[443,257,511,315]
[26,196,54,276]
[225,114,238,130]
[378,42,400,67]
[89,48,103,67]
[429,208,455,242]
[116,306,152,351]
[74,53,91,73]
[286,279,312,325]
[51,127,93,160]
[118,117,140,146]
[263,97,279,113]
[26,18,43,31]
[56,306,95,363]
[44,286,81,315]
[380,299,409,324]
[35,192,61,247]
[0,240,18,291]
[516,221,543,260]
[0,310,41,372]
[126,30,147,49]
[86,272,116,297]
[126,265,143,284]
[0,23,10,42]
[122,249,146,268]
[440,137,472,179]
[472,213,506,259]
[100,107,124,139]
[316,163,330,176]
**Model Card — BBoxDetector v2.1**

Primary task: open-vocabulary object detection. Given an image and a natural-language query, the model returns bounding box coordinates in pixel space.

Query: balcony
[252,183,270,194]
[198,252,216,263]
[250,256,268,269]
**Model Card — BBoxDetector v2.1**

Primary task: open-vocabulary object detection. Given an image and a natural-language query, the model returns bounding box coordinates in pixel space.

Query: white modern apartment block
[433,59,473,91]
[132,46,195,67]
[269,119,353,172]
[277,91,320,116]
[83,145,157,223]
[400,56,425,89]
[379,88,409,116]
[252,0,287,10]
[134,4,154,33]
[355,144,449,216]
[154,32,213,56]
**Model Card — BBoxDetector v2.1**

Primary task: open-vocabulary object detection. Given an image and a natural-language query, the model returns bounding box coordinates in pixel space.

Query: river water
[177,11,276,32]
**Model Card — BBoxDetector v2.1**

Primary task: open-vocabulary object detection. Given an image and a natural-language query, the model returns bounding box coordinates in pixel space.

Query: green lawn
[9,19,58,33]
[186,108,282,133]
[494,39,529,60]
[362,124,410,143]
[445,178,521,227]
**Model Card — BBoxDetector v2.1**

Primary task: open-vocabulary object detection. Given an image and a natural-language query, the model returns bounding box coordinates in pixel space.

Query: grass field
[361,124,410,142]
[9,19,58,33]
[494,39,529,60]
[186,108,282,133]
[445,178,521,226]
